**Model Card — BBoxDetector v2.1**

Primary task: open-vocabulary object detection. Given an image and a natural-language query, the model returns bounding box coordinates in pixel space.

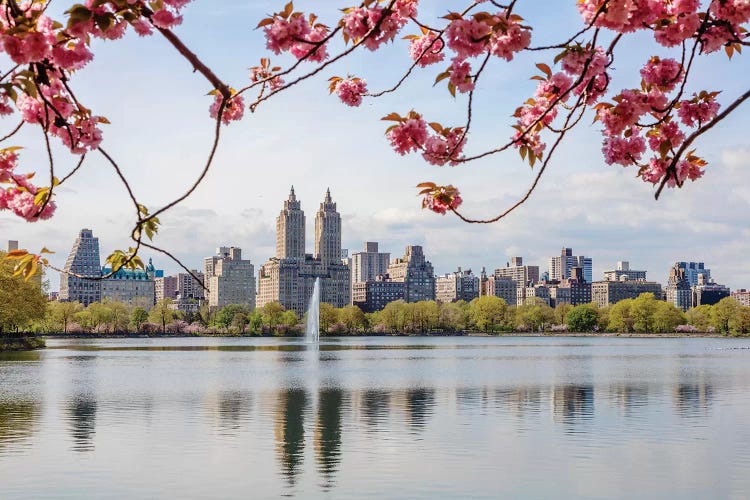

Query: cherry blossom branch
[0,121,23,142]
[655,86,750,199]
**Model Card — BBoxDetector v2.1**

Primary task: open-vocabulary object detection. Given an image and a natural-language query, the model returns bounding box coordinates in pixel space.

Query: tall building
[731,290,750,307]
[485,276,517,306]
[315,188,341,269]
[665,263,692,311]
[603,261,647,282]
[257,188,350,316]
[548,247,592,283]
[691,274,730,307]
[673,261,711,286]
[59,229,102,306]
[276,186,305,261]
[205,247,255,309]
[155,275,178,301]
[387,245,435,302]
[7,240,18,252]
[177,270,205,300]
[495,257,539,305]
[350,242,390,284]
[435,267,479,303]
[591,280,663,308]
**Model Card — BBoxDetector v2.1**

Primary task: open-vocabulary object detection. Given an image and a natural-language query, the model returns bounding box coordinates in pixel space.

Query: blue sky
[2,1,749,290]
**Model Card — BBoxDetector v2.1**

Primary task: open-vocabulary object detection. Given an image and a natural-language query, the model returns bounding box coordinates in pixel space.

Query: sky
[2,1,749,291]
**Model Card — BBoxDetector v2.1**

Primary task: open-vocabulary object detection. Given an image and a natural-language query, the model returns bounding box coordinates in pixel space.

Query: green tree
[319,303,338,333]
[107,301,130,333]
[651,301,685,333]
[261,302,285,330]
[686,304,713,332]
[87,302,114,332]
[216,304,250,328]
[130,307,149,331]
[711,297,740,335]
[728,305,750,336]
[469,296,508,332]
[48,301,83,334]
[247,310,263,334]
[631,293,659,333]
[515,298,554,332]
[149,298,175,333]
[0,252,48,334]
[378,301,407,332]
[566,304,599,332]
[439,301,469,332]
[607,298,635,333]
[554,303,573,325]
[339,305,366,333]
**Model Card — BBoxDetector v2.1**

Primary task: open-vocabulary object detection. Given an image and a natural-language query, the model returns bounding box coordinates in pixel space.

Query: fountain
[306,277,321,343]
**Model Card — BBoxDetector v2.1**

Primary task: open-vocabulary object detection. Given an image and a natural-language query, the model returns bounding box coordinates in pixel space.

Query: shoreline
[36,332,737,340]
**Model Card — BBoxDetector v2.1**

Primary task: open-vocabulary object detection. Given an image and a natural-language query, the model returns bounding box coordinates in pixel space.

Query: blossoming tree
[0,0,748,279]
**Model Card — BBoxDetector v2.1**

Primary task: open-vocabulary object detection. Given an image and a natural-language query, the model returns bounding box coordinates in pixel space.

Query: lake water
[1,336,750,499]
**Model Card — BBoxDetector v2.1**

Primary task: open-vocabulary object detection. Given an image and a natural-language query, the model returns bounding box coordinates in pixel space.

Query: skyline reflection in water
[0,337,749,499]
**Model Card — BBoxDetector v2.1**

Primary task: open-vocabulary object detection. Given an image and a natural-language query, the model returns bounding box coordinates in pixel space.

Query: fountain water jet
[306,277,320,343]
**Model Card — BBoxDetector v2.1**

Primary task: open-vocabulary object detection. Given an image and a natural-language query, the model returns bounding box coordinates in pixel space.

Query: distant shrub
[166,320,188,334]
[550,324,568,332]
[67,322,86,334]
[139,322,160,334]
[676,324,698,333]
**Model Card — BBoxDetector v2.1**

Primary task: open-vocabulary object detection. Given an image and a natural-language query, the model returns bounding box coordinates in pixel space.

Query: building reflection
[360,389,390,431]
[609,384,649,415]
[674,382,712,417]
[274,388,308,486]
[215,391,253,434]
[405,388,435,430]
[551,385,594,425]
[314,388,345,488]
[67,394,97,452]
[0,399,41,452]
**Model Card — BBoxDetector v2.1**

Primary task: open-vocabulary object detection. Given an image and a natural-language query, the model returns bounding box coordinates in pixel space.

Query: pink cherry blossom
[640,57,682,91]
[209,93,245,125]
[335,78,367,107]
[422,129,466,166]
[151,9,183,29]
[489,19,531,61]
[387,117,428,155]
[408,32,445,67]
[677,94,720,127]
[444,17,490,61]
[646,120,685,152]
[449,59,474,93]
[602,130,646,166]
[422,185,462,214]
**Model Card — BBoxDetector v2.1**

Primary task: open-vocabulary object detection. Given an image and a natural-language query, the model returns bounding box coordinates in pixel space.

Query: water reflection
[215,391,253,434]
[551,385,594,425]
[315,388,345,488]
[67,394,97,452]
[360,390,390,431]
[274,388,308,486]
[674,382,713,418]
[405,388,436,430]
[0,399,40,453]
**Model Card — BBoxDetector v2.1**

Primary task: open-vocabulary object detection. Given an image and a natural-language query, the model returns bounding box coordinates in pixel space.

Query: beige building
[205,247,256,310]
[495,257,539,304]
[484,275,517,306]
[155,275,178,301]
[100,258,158,307]
[731,290,750,307]
[435,268,479,303]
[591,280,663,308]
[387,245,435,303]
[603,261,647,282]
[350,242,390,301]
[257,188,350,316]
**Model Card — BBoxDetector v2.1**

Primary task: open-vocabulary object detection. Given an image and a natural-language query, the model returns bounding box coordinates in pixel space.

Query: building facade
[100,259,158,306]
[257,188,350,316]
[548,247,592,283]
[352,277,405,313]
[731,290,750,307]
[59,229,102,306]
[205,247,255,310]
[495,257,540,306]
[485,276,518,306]
[387,245,435,303]
[674,261,711,286]
[665,264,692,311]
[435,268,479,303]
[155,275,178,301]
[350,242,390,300]
[591,280,663,308]
[691,274,730,307]
[603,261,647,282]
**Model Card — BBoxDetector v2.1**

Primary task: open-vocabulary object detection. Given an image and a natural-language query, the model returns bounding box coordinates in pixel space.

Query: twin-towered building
[256,187,350,316]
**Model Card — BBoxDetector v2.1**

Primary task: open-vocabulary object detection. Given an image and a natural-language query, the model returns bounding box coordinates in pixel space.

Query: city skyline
[1,2,748,293]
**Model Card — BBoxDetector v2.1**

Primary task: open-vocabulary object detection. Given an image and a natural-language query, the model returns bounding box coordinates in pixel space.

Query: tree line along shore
[3,292,750,339]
